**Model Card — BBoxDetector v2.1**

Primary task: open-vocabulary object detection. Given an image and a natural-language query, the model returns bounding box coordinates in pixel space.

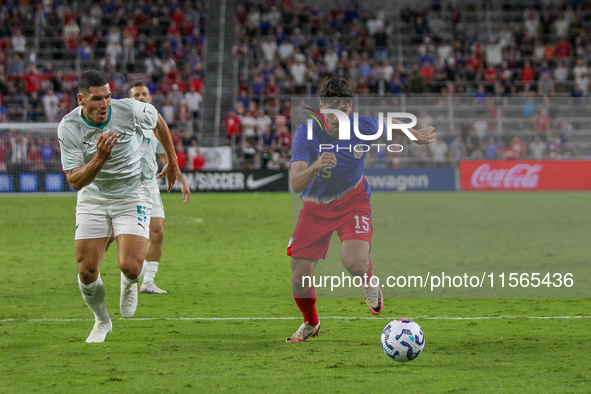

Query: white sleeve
[58,121,84,171]
[131,99,159,134]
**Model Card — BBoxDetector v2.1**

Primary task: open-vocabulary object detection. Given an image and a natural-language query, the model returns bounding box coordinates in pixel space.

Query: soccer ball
[381,319,425,362]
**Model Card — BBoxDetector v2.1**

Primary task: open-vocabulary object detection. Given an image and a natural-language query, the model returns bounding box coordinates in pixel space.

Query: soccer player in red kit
[287,77,436,342]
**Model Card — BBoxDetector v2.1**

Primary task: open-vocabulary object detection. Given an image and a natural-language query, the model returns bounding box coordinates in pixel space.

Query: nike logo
[82,141,92,146]
[76,224,79,229]
[119,131,128,141]
[81,291,93,296]
[355,229,368,234]
[58,138,64,144]
[137,223,146,230]
[143,107,146,113]
[246,173,284,189]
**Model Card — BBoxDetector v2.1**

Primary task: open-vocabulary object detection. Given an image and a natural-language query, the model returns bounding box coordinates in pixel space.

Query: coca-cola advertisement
[460,161,591,191]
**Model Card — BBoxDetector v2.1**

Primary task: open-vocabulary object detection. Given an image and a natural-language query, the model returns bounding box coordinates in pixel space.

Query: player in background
[287,77,436,342]
[58,70,179,343]
[105,82,191,294]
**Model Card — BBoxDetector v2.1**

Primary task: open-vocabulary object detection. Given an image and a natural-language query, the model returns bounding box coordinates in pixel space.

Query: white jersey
[139,128,165,180]
[58,98,159,198]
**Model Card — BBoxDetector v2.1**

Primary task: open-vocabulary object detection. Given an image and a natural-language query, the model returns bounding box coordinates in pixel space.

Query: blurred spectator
[7,54,24,75]
[0,137,7,170]
[553,61,568,84]
[449,136,466,165]
[484,137,499,159]
[181,128,197,148]
[290,56,308,94]
[547,132,562,159]
[193,148,205,171]
[10,133,27,164]
[261,36,277,63]
[533,108,551,136]
[42,90,60,122]
[529,135,546,159]
[260,127,276,149]
[185,86,202,119]
[417,110,433,130]
[241,103,258,144]
[11,29,26,54]
[277,125,291,150]
[472,116,489,140]
[176,99,191,122]
[28,143,46,170]
[27,91,42,121]
[573,59,589,94]
[510,135,525,158]
[160,98,175,124]
[78,40,94,63]
[175,143,188,170]
[169,84,184,108]
[257,109,271,139]
[225,110,241,141]
[429,136,448,166]
[537,72,555,96]
[40,139,55,163]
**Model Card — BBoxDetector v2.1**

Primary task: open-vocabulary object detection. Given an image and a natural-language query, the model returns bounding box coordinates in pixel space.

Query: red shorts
[288,183,373,260]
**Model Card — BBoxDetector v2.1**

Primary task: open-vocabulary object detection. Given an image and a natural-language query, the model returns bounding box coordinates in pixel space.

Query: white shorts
[148,179,165,219]
[75,182,153,240]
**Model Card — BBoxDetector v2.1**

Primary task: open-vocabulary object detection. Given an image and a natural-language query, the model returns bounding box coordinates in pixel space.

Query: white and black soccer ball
[381,319,425,362]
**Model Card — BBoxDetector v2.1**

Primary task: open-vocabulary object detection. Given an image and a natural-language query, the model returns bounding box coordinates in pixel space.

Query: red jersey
[193,155,205,170]
[225,115,241,136]
[176,152,187,170]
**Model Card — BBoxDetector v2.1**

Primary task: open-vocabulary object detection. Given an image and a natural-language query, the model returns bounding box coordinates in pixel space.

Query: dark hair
[319,77,354,107]
[131,81,148,89]
[78,70,109,93]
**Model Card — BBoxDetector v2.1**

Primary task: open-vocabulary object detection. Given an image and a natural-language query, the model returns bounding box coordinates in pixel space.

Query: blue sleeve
[291,123,311,164]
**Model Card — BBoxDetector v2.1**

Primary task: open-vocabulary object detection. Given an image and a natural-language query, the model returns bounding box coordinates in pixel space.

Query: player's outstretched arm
[158,153,191,203]
[390,118,437,144]
[64,131,117,190]
[290,152,337,193]
[153,113,179,192]
[412,126,437,144]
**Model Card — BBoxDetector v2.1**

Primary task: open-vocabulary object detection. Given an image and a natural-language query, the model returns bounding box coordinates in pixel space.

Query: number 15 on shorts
[354,215,370,234]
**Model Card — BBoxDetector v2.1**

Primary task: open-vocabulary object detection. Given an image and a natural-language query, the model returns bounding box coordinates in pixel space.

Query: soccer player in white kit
[58,70,179,343]
[127,81,191,294]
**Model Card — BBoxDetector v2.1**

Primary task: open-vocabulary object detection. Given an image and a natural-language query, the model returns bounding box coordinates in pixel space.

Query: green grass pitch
[0,192,590,393]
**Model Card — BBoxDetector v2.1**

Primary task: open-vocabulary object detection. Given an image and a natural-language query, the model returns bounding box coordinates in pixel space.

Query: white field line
[0,315,590,323]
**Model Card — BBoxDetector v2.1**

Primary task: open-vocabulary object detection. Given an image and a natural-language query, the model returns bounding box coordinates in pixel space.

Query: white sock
[142,261,159,283]
[78,274,109,322]
[121,262,146,285]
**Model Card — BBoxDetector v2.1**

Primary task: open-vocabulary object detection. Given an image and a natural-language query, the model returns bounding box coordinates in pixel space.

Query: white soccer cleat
[363,284,384,315]
[85,320,112,343]
[120,273,138,318]
[140,281,168,294]
[286,321,321,342]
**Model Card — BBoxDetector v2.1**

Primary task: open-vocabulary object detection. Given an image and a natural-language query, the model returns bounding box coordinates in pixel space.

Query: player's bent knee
[78,264,100,283]
[120,263,143,280]
[342,256,369,276]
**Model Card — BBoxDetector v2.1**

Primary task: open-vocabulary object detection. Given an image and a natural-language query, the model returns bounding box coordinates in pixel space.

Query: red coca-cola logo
[471,163,542,189]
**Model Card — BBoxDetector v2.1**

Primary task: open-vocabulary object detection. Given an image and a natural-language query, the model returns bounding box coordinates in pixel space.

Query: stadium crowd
[1,0,590,171]
[0,0,207,170]
[229,0,591,167]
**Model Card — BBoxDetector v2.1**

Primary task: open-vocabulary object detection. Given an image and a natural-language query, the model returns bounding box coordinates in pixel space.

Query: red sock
[365,258,373,285]
[293,287,319,326]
